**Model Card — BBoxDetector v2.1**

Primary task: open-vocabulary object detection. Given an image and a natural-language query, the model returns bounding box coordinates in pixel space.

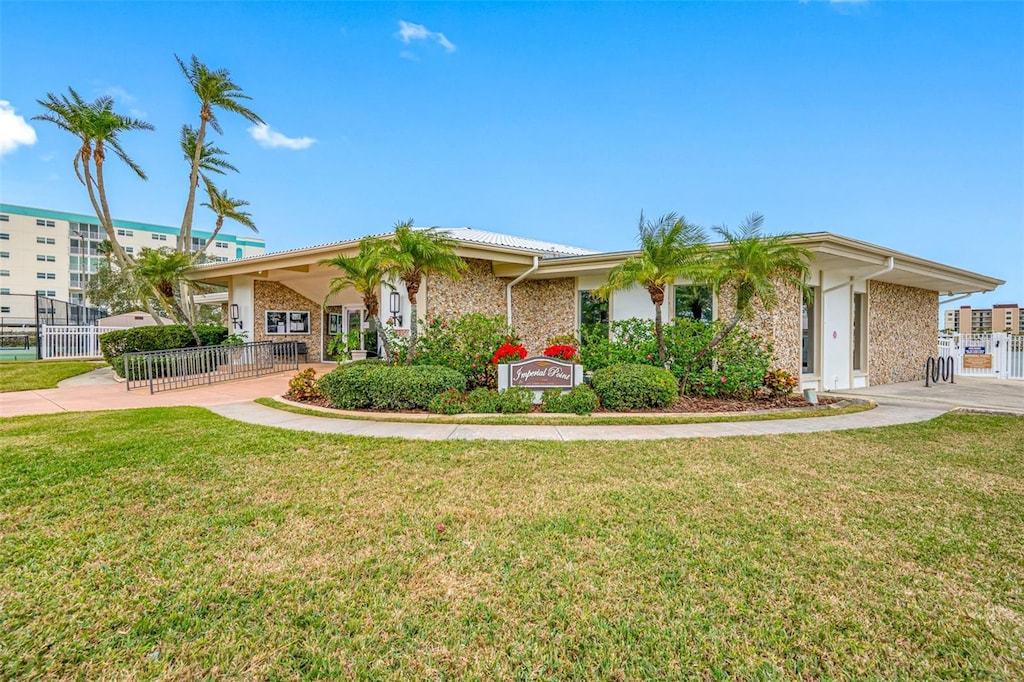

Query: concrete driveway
[831,376,1024,416]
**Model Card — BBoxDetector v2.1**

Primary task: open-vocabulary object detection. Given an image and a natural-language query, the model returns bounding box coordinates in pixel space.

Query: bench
[272,341,309,363]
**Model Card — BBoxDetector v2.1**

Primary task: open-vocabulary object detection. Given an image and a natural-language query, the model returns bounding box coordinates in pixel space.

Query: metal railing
[124,340,300,393]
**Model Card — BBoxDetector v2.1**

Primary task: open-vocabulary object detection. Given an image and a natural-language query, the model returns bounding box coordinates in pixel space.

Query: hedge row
[100,325,228,377]
[317,361,466,411]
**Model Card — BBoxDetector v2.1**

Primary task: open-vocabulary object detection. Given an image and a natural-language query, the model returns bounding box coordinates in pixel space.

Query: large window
[674,285,712,323]
[579,290,609,337]
[802,287,819,374]
[265,310,310,335]
[852,292,866,372]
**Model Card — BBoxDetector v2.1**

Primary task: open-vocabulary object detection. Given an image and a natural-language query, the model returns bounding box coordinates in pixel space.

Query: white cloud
[0,101,37,156]
[248,123,316,150]
[103,86,137,103]
[396,20,456,53]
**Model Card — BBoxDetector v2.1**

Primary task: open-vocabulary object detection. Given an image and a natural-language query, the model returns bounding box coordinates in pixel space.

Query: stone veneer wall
[425,258,576,355]
[254,280,323,361]
[511,278,576,354]
[714,278,803,378]
[425,258,507,321]
[868,280,937,385]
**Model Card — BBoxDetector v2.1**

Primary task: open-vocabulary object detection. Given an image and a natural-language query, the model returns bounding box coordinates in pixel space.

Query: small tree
[380,220,466,362]
[320,239,393,359]
[685,213,811,391]
[597,212,707,366]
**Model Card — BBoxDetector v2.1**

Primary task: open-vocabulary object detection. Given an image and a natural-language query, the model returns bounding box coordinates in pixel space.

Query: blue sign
[964,346,986,354]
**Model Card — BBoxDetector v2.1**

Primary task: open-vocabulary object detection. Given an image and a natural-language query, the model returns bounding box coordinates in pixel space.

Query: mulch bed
[290,393,840,414]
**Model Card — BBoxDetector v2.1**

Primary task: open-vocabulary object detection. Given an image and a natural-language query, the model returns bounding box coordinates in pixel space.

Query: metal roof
[434,227,598,257]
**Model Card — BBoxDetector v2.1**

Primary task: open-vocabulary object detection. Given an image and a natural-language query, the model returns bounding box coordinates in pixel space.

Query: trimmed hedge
[318,362,466,411]
[590,363,678,411]
[541,385,600,415]
[100,325,228,377]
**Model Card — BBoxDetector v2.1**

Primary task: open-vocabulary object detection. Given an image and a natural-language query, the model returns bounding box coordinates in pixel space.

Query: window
[0,307,9,314]
[265,310,310,335]
[0,252,7,259]
[38,236,56,245]
[802,286,819,374]
[852,292,866,372]
[0,214,8,221]
[37,254,56,262]
[36,219,56,227]
[48,290,56,297]
[579,290,609,338]
[0,270,9,277]
[116,228,134,237]
[0,233,8,240]
[673,285,712,323]
[151,233,167,241]
[0,288,9,295]
[215,241,229,248]
[125,246,134,254]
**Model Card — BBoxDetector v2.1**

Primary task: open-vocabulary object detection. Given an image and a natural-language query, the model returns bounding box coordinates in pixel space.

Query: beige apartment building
[944,304,1022,334]
[0,204,265,323]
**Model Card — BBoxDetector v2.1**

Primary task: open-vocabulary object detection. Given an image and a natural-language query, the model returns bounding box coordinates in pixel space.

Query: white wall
[611,285,655,322]
[229,276,255,336]
[821,272,852,391]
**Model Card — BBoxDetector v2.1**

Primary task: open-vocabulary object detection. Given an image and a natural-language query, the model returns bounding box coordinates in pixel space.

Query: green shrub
[406,314,520,389]
[428,389,467,415]
[286,368,322,401]
[497,386,533,414]
[541,385,600,415]
[318,362,466,411]
[465,387,501,413]
[579,318,658,372]
[100,324,228,377]
[686,327,774,399]
[590,363,678,411]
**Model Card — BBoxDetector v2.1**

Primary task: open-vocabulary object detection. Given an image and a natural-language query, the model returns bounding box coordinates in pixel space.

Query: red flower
[543,344,579,361]
[720,376,727,383]
[492,342,528,364]
[436,523,446,533]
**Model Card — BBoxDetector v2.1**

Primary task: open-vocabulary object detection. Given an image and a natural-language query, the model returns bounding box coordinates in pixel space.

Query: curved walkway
[6,365,1018,440]
[207,399,947,441]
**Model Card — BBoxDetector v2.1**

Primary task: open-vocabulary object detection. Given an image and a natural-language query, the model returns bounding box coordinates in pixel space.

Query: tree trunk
[193,216,224,259]
[404,276,420,364]
[680,312,742,395]
[179,115,209,254]
[81,145,132,269]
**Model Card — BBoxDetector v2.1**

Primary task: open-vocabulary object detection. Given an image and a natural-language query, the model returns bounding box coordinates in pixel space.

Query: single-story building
[97,311,175,327]
[187,227,1003,391]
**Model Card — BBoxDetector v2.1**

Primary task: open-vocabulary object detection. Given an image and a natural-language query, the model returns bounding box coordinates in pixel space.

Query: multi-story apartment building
[943,304,1023,334]
[0,204,265,321]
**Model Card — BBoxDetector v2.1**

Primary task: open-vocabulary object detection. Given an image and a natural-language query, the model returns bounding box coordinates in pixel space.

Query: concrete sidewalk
[830,375,1023,416]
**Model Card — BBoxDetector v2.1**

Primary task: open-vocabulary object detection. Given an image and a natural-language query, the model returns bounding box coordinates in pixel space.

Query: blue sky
[1,1,1021,309]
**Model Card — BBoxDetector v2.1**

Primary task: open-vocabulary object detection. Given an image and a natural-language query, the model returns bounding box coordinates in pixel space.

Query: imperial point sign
[509,358,575,388]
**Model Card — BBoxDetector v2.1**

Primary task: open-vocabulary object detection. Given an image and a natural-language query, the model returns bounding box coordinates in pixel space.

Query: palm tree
[319,238,392,359]
[380,219,466,362]
[34,88,153,268]
[134,247,200,342]
[180,125,238,178]
[176,54,263,255]
[689,212,812,372]
[194,178,257,258]
[597,212,708,366]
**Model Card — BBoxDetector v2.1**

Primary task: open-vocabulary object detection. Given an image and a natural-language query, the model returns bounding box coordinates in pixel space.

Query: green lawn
[2,408,1022,679]
[0,360,105,392]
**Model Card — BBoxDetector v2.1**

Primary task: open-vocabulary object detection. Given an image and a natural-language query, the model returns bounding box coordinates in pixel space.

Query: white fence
[938,333,1024,381]
[40,325,127,360]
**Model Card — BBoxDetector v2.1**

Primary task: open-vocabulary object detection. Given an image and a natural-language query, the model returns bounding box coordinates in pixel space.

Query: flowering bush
[763,368,799,396]
[543,344,579,362]
[491,342,528,364]
[408,314,519,389]
[286,368,321,401]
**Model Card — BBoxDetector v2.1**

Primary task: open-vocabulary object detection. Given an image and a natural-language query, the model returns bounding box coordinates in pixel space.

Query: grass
[1,408,1022,679]
[0,360,105,392]
[257,396,874,426]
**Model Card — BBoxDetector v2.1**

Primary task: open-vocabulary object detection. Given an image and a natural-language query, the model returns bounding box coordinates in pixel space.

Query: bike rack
[924,356,955,387]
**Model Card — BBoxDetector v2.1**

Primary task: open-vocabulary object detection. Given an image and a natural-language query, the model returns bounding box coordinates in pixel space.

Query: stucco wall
[254,280,323,360]
[715,278,803,378]
[511,278,576,354]
[868,280,937,385]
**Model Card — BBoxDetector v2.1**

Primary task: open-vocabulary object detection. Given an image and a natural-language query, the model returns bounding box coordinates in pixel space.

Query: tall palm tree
[194,178,257,258]
[34,88,153,268]
[380,219,466,362]
[597,212,708,365]
[690,212,812,368]
[319,238,392,359]
[176,54,263,255]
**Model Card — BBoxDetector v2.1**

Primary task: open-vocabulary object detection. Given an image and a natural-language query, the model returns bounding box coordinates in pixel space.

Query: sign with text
[964,346,986,355]
[963,354,992,369]
[508,358,576,388]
